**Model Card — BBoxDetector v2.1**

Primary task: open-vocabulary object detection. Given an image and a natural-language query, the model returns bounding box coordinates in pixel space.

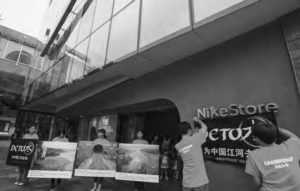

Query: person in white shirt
[90,129,110,191]
[50,130,69,190]
[132,131,148,145]
[132,130,148,191]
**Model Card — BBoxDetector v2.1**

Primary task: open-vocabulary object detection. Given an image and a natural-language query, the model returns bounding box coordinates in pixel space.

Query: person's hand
[193,117,201,123]
[193,117,208,135]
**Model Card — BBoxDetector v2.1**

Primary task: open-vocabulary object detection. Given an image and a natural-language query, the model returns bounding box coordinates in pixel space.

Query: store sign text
[207,126,251,142]
[197,103,278,119]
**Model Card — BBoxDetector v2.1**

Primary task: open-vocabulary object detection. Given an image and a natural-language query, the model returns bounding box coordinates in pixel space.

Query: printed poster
[202,112,277,164]
[74,141,117,177]
[116,144,159,183]
[6,139,38,167]
[28,141,77,179]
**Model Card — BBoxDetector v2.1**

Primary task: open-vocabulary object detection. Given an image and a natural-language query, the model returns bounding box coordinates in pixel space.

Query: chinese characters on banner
[202,112,277,164]
[6,139,38,167]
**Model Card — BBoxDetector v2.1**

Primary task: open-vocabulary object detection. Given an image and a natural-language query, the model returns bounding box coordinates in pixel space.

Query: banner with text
[202,112,277,164]
[6,139,38,167]
[28,141,77,179]
[116,144,159,183]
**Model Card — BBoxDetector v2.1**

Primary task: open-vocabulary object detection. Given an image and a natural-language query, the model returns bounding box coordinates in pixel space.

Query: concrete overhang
[21,0,300,115]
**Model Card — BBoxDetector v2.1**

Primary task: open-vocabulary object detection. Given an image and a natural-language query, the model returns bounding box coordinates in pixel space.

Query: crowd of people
[8,116,300,191]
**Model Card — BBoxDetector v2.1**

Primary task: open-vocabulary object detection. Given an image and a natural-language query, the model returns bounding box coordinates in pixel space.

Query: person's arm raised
[278,128,298,140]
[193,117,208,135]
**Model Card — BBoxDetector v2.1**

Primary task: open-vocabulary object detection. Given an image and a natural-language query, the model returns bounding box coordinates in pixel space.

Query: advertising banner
[6,139,38,167]
[202,112,277,164]
[74,141,118,177]
[28,141,77,179]
[116,144,159,183]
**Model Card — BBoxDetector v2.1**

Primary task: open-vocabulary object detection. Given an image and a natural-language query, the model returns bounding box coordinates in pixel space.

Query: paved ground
[0,140,182,191]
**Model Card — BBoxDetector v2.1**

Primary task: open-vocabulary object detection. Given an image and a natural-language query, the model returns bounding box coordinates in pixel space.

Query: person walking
[15,125,39,186]
[245,116,300,191]
[175,117,209,191]
[49,130,69,190]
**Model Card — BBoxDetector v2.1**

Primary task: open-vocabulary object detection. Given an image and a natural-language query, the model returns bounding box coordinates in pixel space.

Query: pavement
[0,140,182,191]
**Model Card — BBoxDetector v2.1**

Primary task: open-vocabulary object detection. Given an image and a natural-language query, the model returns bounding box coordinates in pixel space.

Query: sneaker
[14,182,19,185]
[17,182,24,186]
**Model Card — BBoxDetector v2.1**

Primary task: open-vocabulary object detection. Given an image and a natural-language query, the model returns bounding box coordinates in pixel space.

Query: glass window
[113,0,134,14]
[73,0,87,12]
[92,0,114,31]
[140,0,190,48]
[106,0,139,62]
[114,0,136,14]
[50,61,63,91]
[65,19,81,50]
[85,22,110,73]
[0,38,8,58]
[38,0,71,43]
[19,45,35,65]
[4,41,22,62]
[26,81,35,102]
[58,55,72,87]
[45,67,54,90]
[68,40,89,82]
[76,0,96,44]
[36,72,51,98]
[193,0,245,23]
[41,57,52,72]
[57,12,77,45]
[68,56,85,82]
[64,51,74,83]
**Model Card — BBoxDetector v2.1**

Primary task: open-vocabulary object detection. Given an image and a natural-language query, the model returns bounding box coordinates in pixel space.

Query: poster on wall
[202,112,277,165]
[74,141,118,177]
[6,139,38,167]
[116,144,159,183]
[28,141,77,179]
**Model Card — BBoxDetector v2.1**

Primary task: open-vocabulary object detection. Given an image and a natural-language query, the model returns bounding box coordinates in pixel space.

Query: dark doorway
[117,104,182,191]
[144,109,180,142]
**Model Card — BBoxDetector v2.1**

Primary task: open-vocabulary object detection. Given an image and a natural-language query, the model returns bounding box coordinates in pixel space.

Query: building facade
[0,25,43,136]
[18,0,300,190]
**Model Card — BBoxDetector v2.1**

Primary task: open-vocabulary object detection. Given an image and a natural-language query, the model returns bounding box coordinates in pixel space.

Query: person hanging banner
[28,141,77,179]
[201,112,277,165]
[6,139,38,167]
[116,144,159,183]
